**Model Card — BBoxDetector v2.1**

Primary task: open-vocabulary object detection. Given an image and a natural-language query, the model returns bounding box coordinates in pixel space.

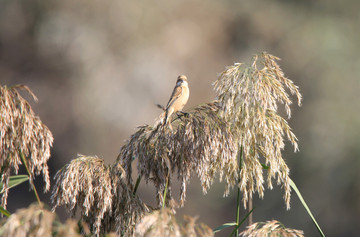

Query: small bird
[163,75,189,125]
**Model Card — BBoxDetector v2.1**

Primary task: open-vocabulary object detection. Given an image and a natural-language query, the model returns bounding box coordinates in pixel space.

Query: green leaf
[229,208,254,237]
[0,205,11,217]
[213,208,255,236]
[162,178,169,209]
[261,163,269,169]
[0,175,29,193]
[290,179,325,237]
[133,175,142,196]
[213,222,237,233]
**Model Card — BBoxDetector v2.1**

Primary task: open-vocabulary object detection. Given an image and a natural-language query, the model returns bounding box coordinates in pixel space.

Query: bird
[163,75,189,126]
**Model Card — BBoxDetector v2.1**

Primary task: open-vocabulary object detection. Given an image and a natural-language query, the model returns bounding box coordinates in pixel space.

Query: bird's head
[177,75,187,81]
[176,75,188,86]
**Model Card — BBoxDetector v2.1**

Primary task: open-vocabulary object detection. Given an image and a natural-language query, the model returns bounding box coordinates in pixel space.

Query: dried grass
[135,208,213,237]
[214,52,302,209]
[0,204,81,237]
[117,102,238,208]
[240,220,304,237]
[51,155,149,236]
[0,85,53,208]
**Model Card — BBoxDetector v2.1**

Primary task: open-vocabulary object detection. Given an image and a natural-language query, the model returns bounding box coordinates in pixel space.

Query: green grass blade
[162,178,168,208]
[229,208,254,237]
[0,205,11,217]
[0,175,29,193]
[290,179,325,237]
[19,151,41,204]
[213,222,236,233]
[213,209,255,235]
[133,175,142,196]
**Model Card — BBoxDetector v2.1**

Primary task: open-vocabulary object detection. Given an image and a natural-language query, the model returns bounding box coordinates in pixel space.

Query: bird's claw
[176,111,189,118]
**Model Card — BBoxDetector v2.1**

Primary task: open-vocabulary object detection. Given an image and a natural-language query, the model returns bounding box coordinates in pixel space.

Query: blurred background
[1,0,359,236]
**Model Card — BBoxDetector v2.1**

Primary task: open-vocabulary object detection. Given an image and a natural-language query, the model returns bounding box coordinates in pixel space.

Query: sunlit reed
[0,85,53,208]
[214,53,302,209]
[241,220,304,237]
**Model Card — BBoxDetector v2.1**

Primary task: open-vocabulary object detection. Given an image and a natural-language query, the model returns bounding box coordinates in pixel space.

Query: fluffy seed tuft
[0,84,53,208]
[240,220,304,237]
[51,155,149,236]
[214,53,302,209]
[117,102,238,208]
[135,208,213,237]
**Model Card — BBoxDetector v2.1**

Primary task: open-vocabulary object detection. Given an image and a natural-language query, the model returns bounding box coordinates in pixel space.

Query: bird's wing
[166,85,182,109]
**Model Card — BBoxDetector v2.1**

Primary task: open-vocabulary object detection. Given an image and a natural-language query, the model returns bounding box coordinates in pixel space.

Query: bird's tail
[154,111,166,127]
[154,104,171,127]
[163,110,170,125]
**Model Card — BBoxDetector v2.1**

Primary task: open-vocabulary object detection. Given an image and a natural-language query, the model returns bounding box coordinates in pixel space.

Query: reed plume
[0,204,81,237]
[135,208,213,237]
[0,84,53,208]
[214,52,302,209]
[240,220,304,237]
[51,155,148,236]
[117,102,238,208]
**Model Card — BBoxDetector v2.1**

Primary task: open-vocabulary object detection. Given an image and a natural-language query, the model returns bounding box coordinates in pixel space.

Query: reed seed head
[0,84,53,208]
[51,155,114,235]
[51,155,149,236]
[214,53,302,209]
[0,204,82,237]
[240,220,304,237]
[117,102,238,208]
[135,208,213,237]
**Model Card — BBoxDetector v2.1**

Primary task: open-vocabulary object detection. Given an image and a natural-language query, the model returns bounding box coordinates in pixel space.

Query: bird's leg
[176,111,189,118]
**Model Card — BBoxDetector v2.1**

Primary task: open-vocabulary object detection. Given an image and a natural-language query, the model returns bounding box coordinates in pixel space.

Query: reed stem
[236,146,243,236]
[19,151,41,205]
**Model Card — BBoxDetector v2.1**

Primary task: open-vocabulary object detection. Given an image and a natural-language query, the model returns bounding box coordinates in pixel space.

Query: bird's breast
[181,86,189,105]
